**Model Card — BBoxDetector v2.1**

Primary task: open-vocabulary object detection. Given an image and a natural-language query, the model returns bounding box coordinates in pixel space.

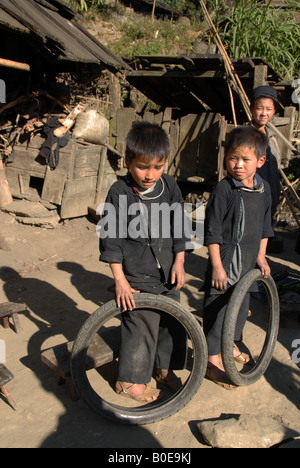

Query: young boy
[100,121,188,402]
[203,126,274,390]
[250,85,281,216]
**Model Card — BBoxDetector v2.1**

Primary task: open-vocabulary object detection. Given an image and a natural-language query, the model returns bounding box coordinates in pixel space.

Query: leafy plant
[65,0,102,12]
[221,0,300,80]
[108,15,194,58]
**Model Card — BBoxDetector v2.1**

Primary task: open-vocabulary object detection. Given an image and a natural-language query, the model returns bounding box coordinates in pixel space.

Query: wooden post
[0,159,12,207]
[0,58,30,72]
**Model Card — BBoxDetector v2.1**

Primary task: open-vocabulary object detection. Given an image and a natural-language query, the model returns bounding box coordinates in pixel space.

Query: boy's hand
[110,263,139,311]
[257,239,271,278]
[256,255,271,278]
[115,277,140,311]
[207,243,228,290]
[171,252,185,290]
[211,265,228,291]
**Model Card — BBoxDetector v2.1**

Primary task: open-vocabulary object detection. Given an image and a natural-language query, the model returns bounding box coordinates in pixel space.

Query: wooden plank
[176,114,203,180]
[0,160,12,207]
[218,117,228,181]
[0,302,26,317]
[42,167,66,205]
[0,364,14,387]
[280,107,296,164]
[197,113,222,178]
[73,147,101,178]
[116,108,136,156]
[254,63,268,87]
[167,119,179,178]
[41,327,120,379]
[94,146,107,206]
[60,176,97,219]
[9,147,47,175]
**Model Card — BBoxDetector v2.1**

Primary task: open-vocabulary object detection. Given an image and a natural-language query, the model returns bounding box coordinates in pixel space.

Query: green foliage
[65,0,299,80]
[65,0,102,12]
[108,15,194,58]
[222,0,300,80]
[162,0,223,20]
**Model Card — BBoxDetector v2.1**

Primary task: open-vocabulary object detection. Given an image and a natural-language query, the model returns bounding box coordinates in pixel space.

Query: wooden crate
[5,136,118,219]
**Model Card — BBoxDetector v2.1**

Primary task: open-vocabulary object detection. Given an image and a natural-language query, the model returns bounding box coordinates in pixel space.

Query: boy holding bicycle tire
[100,121,189,403]
[203,126,274,390]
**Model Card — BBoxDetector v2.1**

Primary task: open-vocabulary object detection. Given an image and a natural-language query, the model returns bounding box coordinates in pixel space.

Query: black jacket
[100,173,188,288]
[204,174,274,293]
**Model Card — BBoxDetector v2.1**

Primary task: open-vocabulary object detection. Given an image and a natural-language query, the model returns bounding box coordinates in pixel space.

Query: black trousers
[203,288,250,356]
[117,285,187,384]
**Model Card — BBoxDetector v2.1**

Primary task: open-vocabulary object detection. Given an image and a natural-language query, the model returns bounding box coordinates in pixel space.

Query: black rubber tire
[71,293,208,425]
[221,269,280,387]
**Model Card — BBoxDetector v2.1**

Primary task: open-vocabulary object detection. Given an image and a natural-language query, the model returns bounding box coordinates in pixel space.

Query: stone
[197,414,300,448]
[2,200,52,218]
[0,233,10,251]
[1,200,59,228]
[15,214,59,229]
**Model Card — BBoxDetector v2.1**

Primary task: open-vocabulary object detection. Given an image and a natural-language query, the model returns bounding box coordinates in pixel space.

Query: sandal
[116,381,162,403]
[205,364,239,391]
[155,369,183,392]
[233,345,253,365]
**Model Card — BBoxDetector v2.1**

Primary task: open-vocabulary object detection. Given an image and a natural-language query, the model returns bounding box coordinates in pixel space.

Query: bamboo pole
[198,0,300,223]
[0,58,30,72]
[199,0,252,120]
[280,182,300,228]
[199,0,300,155]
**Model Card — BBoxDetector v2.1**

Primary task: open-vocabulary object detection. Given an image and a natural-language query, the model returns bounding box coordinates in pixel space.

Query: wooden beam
[0,58,30,72]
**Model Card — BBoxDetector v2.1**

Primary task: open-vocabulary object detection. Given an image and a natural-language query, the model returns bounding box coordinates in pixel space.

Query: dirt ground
[0,209,299,449]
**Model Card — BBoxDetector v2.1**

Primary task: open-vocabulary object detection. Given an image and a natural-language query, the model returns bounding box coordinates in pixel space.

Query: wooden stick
[53,103,87,138]
[199,0,252,120]
[280,182,300,228]
[227,81,237,127]
[0,58,30,72]
[279,168,300,209]
[267,121,300,155]
[199,0,300,210]
[0,385,17,411]
[0,159,12,207]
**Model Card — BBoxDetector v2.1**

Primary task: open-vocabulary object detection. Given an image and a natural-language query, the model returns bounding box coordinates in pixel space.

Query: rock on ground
[197,414,300,448]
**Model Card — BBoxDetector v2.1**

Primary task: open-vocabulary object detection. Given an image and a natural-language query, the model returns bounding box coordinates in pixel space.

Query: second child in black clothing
[203,126,274,390]
[100,121,189,403]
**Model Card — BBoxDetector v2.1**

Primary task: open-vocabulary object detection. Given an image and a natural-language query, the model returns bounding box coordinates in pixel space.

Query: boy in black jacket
[203,126,274,390]
[100,121,188,402]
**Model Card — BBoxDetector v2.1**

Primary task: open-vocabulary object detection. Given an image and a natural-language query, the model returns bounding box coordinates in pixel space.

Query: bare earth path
[0,211,299,448]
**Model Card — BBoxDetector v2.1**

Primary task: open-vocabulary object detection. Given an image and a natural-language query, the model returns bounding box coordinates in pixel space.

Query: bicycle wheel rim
[221,269,280,387]
[71,293,208,425]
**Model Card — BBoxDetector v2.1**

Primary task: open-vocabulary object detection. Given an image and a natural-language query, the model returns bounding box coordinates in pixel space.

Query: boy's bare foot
[115,381,161,402]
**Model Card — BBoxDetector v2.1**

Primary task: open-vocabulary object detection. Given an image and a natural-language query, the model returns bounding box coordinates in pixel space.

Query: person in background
[250,85,281,217]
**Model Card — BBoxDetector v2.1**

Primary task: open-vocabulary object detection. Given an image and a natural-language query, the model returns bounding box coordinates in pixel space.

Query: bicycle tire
[221,269,280,387]
[71,293,208,425]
